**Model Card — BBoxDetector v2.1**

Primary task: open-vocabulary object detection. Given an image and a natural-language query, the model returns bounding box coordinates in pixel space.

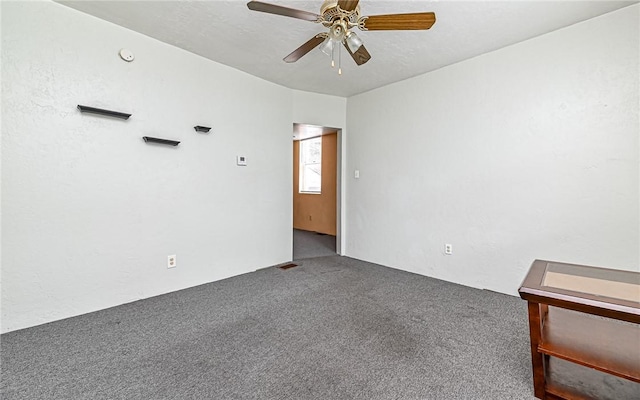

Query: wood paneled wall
[293,133,337,235]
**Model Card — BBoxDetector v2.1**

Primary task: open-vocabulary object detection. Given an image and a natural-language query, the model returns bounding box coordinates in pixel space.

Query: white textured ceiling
[58,0,637,97]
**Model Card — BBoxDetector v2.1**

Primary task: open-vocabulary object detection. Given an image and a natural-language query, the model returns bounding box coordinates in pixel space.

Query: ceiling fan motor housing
[320,0,361,27]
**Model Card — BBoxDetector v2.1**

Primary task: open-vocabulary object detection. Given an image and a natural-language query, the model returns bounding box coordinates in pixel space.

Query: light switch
[354,170,360,179]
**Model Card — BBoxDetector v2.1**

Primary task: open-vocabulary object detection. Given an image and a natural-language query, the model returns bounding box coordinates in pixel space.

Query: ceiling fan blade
[344,42,371,66]
[362,12,436,30]
[284,35,326,63]
[338,0,360,12]
[247,1,321,22]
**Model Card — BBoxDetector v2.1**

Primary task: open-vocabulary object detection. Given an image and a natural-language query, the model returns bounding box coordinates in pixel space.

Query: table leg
[527,301,546,399]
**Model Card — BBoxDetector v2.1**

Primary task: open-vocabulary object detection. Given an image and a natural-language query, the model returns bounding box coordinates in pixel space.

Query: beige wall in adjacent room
[293,133,337,235]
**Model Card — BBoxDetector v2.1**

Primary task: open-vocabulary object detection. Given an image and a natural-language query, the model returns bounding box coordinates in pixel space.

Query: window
[299,136,322,193]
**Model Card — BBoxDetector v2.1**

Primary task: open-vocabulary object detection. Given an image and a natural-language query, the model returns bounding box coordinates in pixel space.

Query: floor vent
[279,263,298,270]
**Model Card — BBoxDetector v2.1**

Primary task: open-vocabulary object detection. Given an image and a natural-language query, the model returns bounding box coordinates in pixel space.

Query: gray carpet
[1,256,535,399]
[293,229,337,260]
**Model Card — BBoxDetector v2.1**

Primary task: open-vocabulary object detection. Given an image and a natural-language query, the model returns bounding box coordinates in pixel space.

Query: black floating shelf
[77,105,131,119]
[143,136,180,146]
[194,125,211,133]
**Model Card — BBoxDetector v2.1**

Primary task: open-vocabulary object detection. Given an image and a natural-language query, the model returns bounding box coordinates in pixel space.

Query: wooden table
[518,259,640,399]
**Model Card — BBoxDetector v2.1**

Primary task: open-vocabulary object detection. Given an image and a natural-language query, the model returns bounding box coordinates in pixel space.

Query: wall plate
[237,156,247,166]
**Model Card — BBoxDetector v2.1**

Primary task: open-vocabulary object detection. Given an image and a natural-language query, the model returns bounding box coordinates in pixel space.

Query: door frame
[292,123,343,256]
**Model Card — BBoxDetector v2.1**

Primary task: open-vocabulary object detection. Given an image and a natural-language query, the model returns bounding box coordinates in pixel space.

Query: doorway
[292,123,341,260]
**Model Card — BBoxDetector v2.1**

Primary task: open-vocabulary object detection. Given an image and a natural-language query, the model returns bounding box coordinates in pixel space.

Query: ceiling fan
[247,0,436,73]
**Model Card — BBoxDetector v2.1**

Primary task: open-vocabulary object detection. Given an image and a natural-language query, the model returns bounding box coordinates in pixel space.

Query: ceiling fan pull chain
[331,42,335,67]
[338,43,342,75]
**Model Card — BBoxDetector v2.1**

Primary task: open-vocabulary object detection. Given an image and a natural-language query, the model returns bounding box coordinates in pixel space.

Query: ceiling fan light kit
[247,0,436,73]
[319,36,334,57]
[345,31,363,53]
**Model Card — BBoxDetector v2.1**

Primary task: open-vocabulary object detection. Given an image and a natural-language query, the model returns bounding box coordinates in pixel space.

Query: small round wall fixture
[119,48,135,62]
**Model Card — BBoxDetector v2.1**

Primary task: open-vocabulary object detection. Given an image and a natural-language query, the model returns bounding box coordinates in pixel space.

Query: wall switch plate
[354,170,360,179]
[168,255,176,268]
[444,244,452,255]
[236,156,247,166]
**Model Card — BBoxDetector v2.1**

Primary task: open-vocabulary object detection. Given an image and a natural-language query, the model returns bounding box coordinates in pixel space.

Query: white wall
[1,1,293,333]
[292,90,347,254]
[345,5,639,295]
[292,90,347,130]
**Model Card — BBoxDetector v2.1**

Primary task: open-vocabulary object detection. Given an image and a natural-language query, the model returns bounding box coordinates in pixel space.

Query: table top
[519,259,640,323]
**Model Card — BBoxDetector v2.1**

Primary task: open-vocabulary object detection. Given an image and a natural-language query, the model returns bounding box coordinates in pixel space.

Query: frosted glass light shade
[346,31,363,53]
[319,37,334,56]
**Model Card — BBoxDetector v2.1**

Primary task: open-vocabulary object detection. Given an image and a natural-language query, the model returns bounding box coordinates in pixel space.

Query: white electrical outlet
[444,244,452,255]
[236,156,247,166]
[168,254,176,269]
